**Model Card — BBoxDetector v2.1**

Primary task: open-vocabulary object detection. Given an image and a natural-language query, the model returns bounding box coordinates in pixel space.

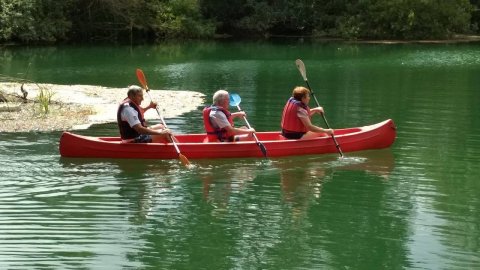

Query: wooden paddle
[229,93,268,158]
[135,68,191,167]
[295,59,344,158]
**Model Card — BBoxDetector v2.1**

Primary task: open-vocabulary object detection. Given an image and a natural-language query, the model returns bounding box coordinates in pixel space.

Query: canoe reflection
[60,157,177,222]
[276,149,395,183]
[198,162,258,214]
[275,150,395,220]
[114,160,176,222]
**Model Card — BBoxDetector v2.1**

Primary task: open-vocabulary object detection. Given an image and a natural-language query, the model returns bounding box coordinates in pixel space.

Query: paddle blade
[258,142,268,158]
[229,93,241,107]
[295,59,307,81]
[179,153,191,167]
[136,69,149,90]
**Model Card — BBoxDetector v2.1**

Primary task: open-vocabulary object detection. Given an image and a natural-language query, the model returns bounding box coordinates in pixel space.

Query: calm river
[1,40,479,269]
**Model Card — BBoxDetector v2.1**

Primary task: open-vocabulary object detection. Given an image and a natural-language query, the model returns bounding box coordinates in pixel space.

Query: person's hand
[323,128,333,135]
[159,128,172,135]
[149,101,157,110]
[247,128,255,134]
[234,111,246,118]
[312,106,325,115]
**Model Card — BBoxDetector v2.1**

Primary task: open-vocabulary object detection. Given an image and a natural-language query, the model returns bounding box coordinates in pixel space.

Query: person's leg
[281,131,305,140]
[234,134,254,141]
[234,126,255,141]
[132,133,173,143]
[133,134,153,143]
[300,131,327,140]
[150,124,165,130]
[149,124,178,143]
[151,134,172,143]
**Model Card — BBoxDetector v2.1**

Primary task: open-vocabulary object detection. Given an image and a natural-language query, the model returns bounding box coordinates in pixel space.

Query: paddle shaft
[136,68,190,165]
[235,104,267,158]
[303,79,344,157]
[145,90,183,155]
[235,105,260,141]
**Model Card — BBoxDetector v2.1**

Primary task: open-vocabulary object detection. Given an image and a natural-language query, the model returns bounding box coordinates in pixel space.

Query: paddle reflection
[336,149,395,180]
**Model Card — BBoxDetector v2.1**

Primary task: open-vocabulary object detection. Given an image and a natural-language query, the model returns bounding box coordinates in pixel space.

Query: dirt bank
[0,83,205,132]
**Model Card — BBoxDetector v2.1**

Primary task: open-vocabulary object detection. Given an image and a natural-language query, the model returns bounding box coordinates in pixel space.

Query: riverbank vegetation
[1,0,479,44]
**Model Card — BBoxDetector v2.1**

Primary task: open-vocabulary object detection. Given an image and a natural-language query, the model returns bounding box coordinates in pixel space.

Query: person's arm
[122,106,169,134]
[309,106,325,116]
[299,117,333,135]
[141,101,157,111]
[132,124,172,136]
[223,125,255,135]
[231,111,246,119]
[298,108,333,135]
[211,110,255,135]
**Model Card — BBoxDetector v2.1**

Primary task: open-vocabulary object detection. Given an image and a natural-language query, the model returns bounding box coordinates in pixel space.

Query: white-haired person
[117,85,173,143]
[202,89,255,142]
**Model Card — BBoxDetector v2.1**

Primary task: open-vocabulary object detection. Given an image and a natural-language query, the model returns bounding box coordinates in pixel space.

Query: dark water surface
[1,41,480,269]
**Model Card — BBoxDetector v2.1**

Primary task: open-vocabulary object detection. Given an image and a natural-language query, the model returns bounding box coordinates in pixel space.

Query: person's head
[292,86,310,103]
[212,89,229,107]
[127,85,144,104]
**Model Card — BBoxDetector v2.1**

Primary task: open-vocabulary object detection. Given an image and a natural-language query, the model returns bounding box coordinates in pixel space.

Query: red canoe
[59,119,396,159]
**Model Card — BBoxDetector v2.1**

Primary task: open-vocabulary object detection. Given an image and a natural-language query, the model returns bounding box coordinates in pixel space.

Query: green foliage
[199,0,247,33]
[230,0,318,36]
[203,0,474,39]
[152,0,215,39]
[471,0,480,33]
[37,85,54,114]
[0,0,72,43]
[0,0,477,43]
[67,0,214,42]
[345,0,474,39]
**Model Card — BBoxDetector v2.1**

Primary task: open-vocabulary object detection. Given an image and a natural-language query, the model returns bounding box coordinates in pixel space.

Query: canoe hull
[59,119,396,159]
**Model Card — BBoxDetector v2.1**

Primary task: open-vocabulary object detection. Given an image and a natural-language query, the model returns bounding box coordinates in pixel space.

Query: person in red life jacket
[203,90,255,142]
[281,86,334,140]
[117,85,173,143]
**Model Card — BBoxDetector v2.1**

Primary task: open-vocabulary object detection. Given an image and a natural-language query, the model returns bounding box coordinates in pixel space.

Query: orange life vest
[281,97,310,133]
[203,105,234,142]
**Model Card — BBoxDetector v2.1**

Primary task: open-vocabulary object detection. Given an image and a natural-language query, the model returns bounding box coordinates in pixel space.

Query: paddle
[135,68,191,167]
[295,59,344,158]
[229,93,268,158]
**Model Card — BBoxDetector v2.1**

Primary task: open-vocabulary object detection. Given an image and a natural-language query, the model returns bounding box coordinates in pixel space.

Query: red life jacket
[281,97,310,133]
[117,98,147,139]
[203,105,234,142]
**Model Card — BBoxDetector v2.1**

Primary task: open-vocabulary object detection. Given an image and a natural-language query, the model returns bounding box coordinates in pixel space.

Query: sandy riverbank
[0,83,205,132]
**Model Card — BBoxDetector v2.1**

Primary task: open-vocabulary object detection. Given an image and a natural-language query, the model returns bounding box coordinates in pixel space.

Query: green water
[1,40,480,269]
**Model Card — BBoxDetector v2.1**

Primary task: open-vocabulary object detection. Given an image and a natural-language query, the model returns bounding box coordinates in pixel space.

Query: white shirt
[120,104,141,127]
